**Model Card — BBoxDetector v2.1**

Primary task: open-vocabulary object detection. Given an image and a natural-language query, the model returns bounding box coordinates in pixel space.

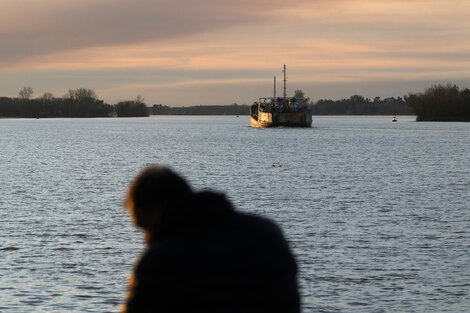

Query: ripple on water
[0,247,20,252]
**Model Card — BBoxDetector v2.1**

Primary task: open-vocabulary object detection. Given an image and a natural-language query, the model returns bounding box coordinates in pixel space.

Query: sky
[1,0,470,106]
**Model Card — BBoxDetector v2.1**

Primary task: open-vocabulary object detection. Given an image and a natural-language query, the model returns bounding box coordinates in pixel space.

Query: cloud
[0,0,298,65]
[2,0,469,69]
[1,0,470,105]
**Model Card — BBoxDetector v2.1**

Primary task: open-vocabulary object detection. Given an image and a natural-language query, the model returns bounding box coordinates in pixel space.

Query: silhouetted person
[122,165,300,313]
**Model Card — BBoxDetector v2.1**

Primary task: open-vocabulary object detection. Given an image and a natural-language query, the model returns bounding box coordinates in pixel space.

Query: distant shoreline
[3,83,469,121]
[3,115,466,122]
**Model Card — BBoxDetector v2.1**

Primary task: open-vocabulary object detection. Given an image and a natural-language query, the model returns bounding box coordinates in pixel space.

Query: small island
[405,84,470,122]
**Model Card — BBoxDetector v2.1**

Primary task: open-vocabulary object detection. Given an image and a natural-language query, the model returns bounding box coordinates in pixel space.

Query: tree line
[405,84,470,121]
[148,90,413,116]
[309,85,470,121]
[2,85,469,120]
[149,103,250,115]
[311,95,414,115]
[0,87,148,118]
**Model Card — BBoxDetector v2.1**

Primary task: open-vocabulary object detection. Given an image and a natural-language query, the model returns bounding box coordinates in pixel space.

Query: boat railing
[257,97,309,113]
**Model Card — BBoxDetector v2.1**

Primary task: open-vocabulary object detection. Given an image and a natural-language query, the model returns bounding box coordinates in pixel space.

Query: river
[1,116,469,312]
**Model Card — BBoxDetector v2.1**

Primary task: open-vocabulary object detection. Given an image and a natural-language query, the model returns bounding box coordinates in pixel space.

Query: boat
[250,65,312,128]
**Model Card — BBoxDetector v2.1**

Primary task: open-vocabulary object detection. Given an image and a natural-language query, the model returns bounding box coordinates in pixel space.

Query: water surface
[1,116,469,312]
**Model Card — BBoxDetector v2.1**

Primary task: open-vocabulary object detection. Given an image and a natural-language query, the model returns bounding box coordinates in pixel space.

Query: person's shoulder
[234,211,285,240]
[233,211,298,272]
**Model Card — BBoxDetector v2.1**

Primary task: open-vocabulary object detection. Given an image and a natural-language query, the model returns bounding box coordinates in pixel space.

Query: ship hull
[250,111,312,128]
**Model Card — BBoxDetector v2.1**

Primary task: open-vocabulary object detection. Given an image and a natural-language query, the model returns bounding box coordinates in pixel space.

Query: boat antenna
[274,76,276,98]
[283,64,287,99]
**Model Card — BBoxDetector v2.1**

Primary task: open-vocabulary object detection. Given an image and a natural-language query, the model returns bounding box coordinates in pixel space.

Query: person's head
[125,165,192,231]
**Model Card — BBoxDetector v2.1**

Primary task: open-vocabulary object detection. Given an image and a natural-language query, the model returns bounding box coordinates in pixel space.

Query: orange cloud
[1,0,469,105]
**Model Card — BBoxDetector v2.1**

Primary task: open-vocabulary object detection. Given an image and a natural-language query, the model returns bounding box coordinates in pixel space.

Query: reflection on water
[0,116,469,312]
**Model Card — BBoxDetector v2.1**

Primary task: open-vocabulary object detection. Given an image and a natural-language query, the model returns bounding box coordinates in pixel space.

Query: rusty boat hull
[250,111,312,128]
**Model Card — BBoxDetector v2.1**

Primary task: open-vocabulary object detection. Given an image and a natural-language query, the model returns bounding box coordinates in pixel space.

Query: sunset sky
[1,0,469,106]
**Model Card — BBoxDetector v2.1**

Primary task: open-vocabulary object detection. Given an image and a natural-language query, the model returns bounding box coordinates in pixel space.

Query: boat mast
[283,64,287,99]
[274,76,276,98]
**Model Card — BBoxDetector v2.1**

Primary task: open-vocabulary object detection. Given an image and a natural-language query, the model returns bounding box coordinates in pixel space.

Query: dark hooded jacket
[123,191,300,313]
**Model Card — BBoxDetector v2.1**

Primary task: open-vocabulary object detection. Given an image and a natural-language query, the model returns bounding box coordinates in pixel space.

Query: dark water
[1,116,469,312]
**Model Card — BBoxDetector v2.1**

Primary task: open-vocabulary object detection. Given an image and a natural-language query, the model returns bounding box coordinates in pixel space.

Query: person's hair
[125,165,192,228]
